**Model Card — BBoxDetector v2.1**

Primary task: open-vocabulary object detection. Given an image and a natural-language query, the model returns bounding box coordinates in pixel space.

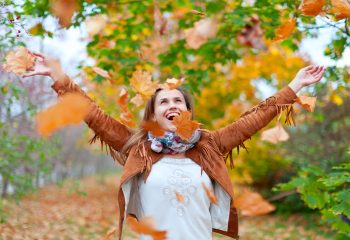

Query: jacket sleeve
[212,86,298,155]
[51,75,133,165]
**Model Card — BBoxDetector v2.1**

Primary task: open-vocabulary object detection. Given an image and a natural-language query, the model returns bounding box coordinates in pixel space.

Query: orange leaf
[92,67,110,79]
[274,18,296,41]
[164,78,185,90]
[175,191,185,203]
[3,47,35,75]
[299,0,326,16]
[129,70,159,98]
[331,0,350,21]
[117,88,129,107]
[130,94,145,107]
[295,95,317,112]
[126,216,167,240]
[36,93,91,136]
[142,121,165,137]
[202,182,217,204]
[154,1,167,35]
[261,123,289,144]
[116,88,135,127]
[184,18,218,49]
[172,111,200,140]
[234,189,275,216]
[50,0,79,27]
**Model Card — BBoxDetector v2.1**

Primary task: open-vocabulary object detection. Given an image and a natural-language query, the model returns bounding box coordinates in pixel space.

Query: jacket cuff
[274,86,298,104]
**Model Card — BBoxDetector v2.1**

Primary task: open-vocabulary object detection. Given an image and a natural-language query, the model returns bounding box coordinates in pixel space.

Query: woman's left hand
[288,65,326,93]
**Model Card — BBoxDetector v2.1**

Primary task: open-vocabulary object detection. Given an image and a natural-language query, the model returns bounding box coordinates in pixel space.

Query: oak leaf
[295,95,317,112]
[130,70,159,98]
[142,121,165,137]
[261,123,289,144]
[50,0,79,27]
[331,0,350,21]
[175,191,185,203]
[184,18,218,49]
[274,18,296,41]
[299,0,326,16]
[36,93,91,136]
[3,47,35,75]
[126,216,167,240]
[234,189,275,216]
[202,182,217,204]
[172,111,200,140]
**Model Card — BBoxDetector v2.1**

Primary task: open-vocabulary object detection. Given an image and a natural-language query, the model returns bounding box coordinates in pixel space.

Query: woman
[24,53,325,240]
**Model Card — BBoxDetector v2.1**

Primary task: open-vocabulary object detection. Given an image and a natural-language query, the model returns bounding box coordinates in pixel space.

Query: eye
[160,99,168,104]
[176,99,182,103]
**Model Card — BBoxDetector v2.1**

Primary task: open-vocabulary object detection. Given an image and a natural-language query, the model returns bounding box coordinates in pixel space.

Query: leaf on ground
[330,0,350,21]
[142,121,165,137]
[274,18,296,41]
[235,189,276,216]
[3,46,35,75]
[236,15,266,50]
[299,0,326,16]
[175,191,185,203]
[295,96,317,112]
[184,18,218,49]
[36,93,91,136]
[154,1,167,35]
[172,111,200,140]
[93,67,110,79]
[261,123,289,144]
[130,70,159,98]
[202,182,217,204]
[126,216,167,240]
[50,0,79,28]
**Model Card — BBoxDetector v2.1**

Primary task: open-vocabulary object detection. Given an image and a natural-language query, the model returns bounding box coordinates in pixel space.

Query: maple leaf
[261,123,289,144]
[163,78,185,90]
[234,189,275,216]
[3,47,35,75]
[299,0,326,16]
[85,14,108,37]
[202,182,217,204]
[36,93,91,136]
[117,88,135,127]
[154,1,167,35]
[236,15,266,50]
[172,111,200,140]
[184,18,218,49]
[142,121,165,137]
[295,95,317,112]
[331,0,350,21]
[126,216,167,240]
[175,191,185,203]
[274,18,296,41]
[129,70,159,98]
[92,67,110,79]
[50,0,79,28]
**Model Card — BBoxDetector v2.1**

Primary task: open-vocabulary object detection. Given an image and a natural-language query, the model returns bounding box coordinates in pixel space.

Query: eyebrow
[159,97,182,101]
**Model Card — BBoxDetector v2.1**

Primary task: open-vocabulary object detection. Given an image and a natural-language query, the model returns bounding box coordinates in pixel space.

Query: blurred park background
[0,0,349,239]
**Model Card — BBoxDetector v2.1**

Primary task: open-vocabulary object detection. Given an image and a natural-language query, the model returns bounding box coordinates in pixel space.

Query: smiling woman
[21,50,325,240]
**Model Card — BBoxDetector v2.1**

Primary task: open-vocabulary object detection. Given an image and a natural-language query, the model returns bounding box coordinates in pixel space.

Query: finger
[22,72,38,78]
[32,52,46,61]
[308,65,320,74]
[314,69,325,82]
[304,65,315,71]
[313,66,324,76]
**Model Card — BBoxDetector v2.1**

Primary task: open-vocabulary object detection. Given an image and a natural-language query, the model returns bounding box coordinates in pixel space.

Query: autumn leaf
[172,111,200,140]
[154,1,167,35]
[184,18,218,49]
[164,78,185,90]
[85,14,108,37]
[295,95,317,112]
[36,93,91,136]
[261,123,289,144]
[130,94,145,107]
[331,0,350,21]
[274,18,296,41]
[129,70,159,98]
[299,0,326,16]
[117,88,135,127]
[202,182,217,204]
[234,189,275,216]
[175,191,185,203]
[236,15,266,50]
[93,67,110,79]
[3,46,35,75]
[142,121,165,137]
[50,0,79,28]
[126,216,167,240]
[139,37,170,64]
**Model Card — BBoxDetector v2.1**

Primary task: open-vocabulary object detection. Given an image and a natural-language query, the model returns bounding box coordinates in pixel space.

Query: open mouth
[166,113,179,121]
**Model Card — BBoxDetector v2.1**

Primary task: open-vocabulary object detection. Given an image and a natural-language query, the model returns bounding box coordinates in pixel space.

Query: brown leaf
[154,1,167,35]
[142,121,165,137]
[36,93,91,136]
[175,192,185,203]
[202,182,217,204]
[261,123,289,144]
[3,47,35,75]
[236,15,266,50]
[172,111,200,140]
[295,95,317,112]
[184,18,218,49]
[126,216,167,240]
[299,0,326,16]
[92,67,110,79]
[274,18,296,41]
[130,70,159,98]
[331,0,350,21]
[234,189,275,216]
[50,0,79,28]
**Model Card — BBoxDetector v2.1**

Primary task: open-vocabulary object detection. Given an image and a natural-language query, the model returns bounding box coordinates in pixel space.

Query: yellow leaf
[3,47,35,75]
[164,78,185,90]
[295,95,317,112]
[330,92,343,105]
[299,0,326,16]
[261,123,289,144]
[274,18,296,41]
[331,0,350,21]
[129,70,158,98]
[172,111,200,140]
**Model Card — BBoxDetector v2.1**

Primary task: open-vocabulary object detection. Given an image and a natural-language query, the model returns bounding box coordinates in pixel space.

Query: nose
[168,100,177,109]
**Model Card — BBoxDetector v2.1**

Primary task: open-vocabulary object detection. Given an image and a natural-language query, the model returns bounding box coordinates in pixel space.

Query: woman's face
[153,89,188,132]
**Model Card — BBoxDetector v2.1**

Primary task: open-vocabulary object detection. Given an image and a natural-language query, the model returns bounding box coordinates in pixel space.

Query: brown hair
[118,87,194,163]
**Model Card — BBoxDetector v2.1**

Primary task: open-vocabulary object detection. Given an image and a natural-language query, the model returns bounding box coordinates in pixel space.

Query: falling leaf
[50,0,79,27]
[202,182,217,204]
[331,0,350,21]
[142,121,165,137]
[295,95,317,112]
[299,0,326,16]
[261,123,289,144]
[92,67,110,79]
[172,111,200,140]
[29,23,47,36]
[3,47,35,75]
[236,15,266,50]
[139,37,169,64]
[154,1,167,35]
[85,14,108,37]
[175,192,185,203]
[36,93,91,136]
[126,216,167,240]
[184,18,218,49]
[117,88,135,127]
[130,94,145,107]
[234,189,275,216]
[129,70,159,98]
[164,78,185,90]
[274,18,296,41]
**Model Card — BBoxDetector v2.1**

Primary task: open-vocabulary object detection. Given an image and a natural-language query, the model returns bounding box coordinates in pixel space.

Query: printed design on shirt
[162,169,196,217]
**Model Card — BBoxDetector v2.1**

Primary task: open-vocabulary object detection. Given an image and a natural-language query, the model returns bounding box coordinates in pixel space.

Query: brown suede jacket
[52,76,298,240]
